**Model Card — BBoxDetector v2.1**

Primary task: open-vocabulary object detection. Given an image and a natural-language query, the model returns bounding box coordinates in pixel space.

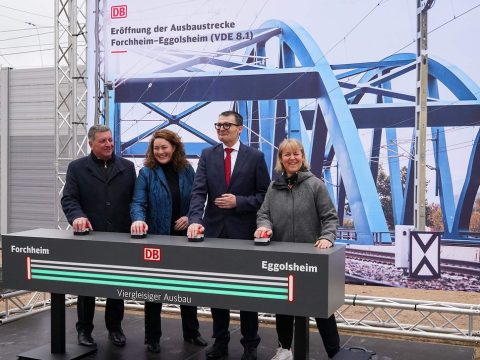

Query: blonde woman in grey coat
[255,138,340,360]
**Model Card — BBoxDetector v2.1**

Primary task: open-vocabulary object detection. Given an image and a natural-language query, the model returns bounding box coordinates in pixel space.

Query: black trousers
[210,228,260,349]
[76,295,124,334]
[275,314,340,358]
[144,302,201,343]
[211,308,260,349]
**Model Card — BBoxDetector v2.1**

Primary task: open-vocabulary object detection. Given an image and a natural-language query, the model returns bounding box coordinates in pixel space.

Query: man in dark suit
[61,125,136,348]
[188,110,270,360]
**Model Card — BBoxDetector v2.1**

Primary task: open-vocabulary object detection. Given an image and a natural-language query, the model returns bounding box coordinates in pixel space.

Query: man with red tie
[188,110,270,360]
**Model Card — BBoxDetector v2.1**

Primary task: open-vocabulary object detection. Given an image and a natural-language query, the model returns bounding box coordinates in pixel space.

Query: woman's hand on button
[131,221,148,235]
[254,227,272,238]
[314,239,332,249]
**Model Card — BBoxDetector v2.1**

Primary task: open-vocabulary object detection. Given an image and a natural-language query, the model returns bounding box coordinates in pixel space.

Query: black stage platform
[0,307,474,360]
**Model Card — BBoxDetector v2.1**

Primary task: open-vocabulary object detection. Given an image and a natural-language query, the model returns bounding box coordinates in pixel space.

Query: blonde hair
[274,138,309,173]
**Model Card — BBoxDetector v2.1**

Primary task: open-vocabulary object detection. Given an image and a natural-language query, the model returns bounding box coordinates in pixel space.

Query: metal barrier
[337,294,480,342]
[119,296,480,343]
[459,231,480,239]
[336,230,395,244]
[2,292,479,344]
[337,229,358,241]
[372,232,395,245]
[0,291,68,325]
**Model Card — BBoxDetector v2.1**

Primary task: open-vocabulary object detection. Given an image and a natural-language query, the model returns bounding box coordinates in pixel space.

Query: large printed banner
[85,1,480,293]
[105,0,255,79]
[91,0,325,144]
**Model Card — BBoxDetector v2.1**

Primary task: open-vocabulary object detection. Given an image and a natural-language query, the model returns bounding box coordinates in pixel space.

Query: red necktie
[224,148,233,186]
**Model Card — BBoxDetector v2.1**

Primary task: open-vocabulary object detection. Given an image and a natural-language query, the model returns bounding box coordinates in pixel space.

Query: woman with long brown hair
[130,129,207,353]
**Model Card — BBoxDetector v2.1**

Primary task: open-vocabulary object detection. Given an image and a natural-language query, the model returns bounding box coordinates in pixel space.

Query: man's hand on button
[187,223,204,238]
[72,217,93,232]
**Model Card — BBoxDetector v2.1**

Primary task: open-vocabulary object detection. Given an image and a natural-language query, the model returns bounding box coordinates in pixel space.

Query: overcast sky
[0,0,479,201]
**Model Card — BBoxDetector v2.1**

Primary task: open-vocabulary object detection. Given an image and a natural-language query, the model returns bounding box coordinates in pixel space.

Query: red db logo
[144,248,161,262]
[111,5,127,19]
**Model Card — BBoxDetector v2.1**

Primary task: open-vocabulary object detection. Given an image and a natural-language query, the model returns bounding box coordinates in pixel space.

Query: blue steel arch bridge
[111,20,480,244]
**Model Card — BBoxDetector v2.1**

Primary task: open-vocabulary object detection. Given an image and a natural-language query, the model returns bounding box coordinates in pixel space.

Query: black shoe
[206,342,228,359]
[241,347,257,360]
[108,329,126,347]
[329,348,341,359]
[77,331,96,347]
[184,335,208,347]
[146,342,160,353]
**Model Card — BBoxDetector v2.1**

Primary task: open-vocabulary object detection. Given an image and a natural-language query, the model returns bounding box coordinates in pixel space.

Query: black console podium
[2,229,345,359]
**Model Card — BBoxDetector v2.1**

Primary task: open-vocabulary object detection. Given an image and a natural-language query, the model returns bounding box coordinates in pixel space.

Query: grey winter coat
[256,171,338,244]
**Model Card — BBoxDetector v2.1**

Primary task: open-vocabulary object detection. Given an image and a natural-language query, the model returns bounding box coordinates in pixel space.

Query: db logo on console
[144,247,161,261]
[111,5,127,19]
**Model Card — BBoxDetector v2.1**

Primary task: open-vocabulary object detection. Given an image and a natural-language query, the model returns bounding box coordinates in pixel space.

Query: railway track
[345,248,480,277]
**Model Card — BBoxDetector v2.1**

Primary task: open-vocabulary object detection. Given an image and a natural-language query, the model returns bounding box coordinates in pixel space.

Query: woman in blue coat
[130,129,207,353]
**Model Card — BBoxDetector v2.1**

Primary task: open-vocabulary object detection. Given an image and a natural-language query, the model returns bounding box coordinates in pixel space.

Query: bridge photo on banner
[87,0,480,292]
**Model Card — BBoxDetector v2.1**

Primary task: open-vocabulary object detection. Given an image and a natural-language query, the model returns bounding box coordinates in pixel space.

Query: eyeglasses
[214,122,240,130]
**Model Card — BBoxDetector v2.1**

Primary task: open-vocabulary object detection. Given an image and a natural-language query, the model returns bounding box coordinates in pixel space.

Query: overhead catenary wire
[0,4,53,19]
[361,87,480,160]
[0,26,53,33]
[267,0,392,102]
[289,85,479,169]
[105,0,479,176]
[0,42,65,51]
[115,0,390,136]
[0,48,54,57]
[338,91,480,179]
[112,0,265,86]
[392,2,480,55]
[0,13,38,24]
[118,0,272,139]
[319,1,480,135]
[324,0,391,58]
[332,0,480,163]
[23,22,45,67]
[245,0,393,120]
[0,31,54,43]
[163,0,270,122]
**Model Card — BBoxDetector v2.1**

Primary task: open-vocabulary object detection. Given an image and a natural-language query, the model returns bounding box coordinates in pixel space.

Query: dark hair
[88,125,111,141]
[144,129,189,171]
[219,110,243,125]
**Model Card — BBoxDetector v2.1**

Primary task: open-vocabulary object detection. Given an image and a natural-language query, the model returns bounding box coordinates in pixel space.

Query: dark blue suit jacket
[61,153,136,233]
[188,142,270,240]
